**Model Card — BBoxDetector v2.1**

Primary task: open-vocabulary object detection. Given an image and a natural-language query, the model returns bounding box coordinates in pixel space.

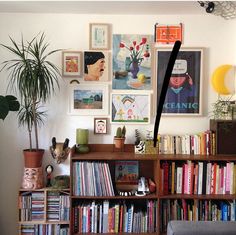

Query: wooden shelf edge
[19,221,70,225]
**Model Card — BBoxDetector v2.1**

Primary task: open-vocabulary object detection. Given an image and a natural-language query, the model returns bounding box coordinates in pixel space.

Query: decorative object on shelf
[51,175,70,189]
[112,34,153,90]
[135,177,150,196]
[134,129,146,154]
[94,117,108,134]
[113,126,126,150]
[62,50,83,78]
[117,190,136,196]
[148,178,156,193]
[89,23,111,50]
[0,95,19,120]
[0,33,61,167]
[50,137,70,164]
[45,165,54,187]
[155,23,183,44]
[21,167,44,189]
[210,64,235,120]
[76,128,90,153]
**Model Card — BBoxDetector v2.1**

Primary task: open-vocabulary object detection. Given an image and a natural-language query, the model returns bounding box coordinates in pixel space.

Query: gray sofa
[167,220,236,235]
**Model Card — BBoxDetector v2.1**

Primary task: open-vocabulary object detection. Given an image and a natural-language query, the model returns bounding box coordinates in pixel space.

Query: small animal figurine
[45,164,54,187]
[50,137,70,164]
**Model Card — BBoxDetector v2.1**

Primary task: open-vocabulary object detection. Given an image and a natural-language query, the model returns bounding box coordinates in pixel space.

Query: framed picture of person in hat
[84,51,110,81]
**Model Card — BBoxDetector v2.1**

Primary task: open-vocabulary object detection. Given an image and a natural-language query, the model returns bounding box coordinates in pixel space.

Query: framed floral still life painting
[94,118,108,134]
[62,51,83,77]
[111,92,150,124]
[89,23,111,50]
[112,34,153,90]
[155,47,203,116]
[69,84,109,116]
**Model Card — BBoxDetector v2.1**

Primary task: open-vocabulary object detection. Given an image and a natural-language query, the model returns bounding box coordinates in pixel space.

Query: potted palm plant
[1,33,61,167]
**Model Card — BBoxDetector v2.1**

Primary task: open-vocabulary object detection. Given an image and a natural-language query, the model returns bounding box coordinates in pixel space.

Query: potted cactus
[114,126,126,149]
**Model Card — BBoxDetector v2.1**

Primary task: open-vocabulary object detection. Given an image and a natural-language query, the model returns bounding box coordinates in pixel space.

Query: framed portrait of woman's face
[154,47,203,116]
[94,118,108,134]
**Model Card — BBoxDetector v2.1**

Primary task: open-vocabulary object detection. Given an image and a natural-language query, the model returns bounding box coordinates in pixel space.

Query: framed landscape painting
[155,47,203,116]
[62,51,83,77]
[69,84,109,115]
[111,92,150,124]
[112,34,153,90]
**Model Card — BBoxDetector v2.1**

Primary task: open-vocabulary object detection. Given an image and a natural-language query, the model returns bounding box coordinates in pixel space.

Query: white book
[176,167,183,194]
[230,162,234,194]
[102,200,109,233]
[198,162,203,195]
[223,166,226,194]
[206,162,212,194]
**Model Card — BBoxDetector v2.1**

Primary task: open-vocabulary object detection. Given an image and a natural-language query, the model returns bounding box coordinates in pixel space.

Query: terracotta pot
[114,137,125,149]
[23,149,44,168]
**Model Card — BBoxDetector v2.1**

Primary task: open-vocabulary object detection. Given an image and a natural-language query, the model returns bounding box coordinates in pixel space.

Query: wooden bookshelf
[70,144,236,235]
[18,188,70,235]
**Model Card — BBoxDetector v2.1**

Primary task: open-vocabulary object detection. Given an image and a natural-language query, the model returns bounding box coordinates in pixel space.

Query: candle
[76,129,89,145]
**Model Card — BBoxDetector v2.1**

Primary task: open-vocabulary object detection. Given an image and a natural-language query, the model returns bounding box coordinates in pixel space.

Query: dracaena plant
[1,33,61,151]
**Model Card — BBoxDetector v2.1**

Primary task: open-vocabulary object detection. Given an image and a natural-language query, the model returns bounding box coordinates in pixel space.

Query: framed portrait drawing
[94,118,108,134]
[155,47,203,116]
[89,23,111,50]
[111,92,151,124]
[69,84,109,115]
[62,51,83,77]
[84,51,110,82]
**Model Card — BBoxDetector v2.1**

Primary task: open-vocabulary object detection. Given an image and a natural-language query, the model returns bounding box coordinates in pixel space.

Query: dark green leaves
[0,95,20,120]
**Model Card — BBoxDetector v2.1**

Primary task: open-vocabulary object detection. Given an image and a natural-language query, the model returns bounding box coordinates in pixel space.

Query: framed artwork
[89,23,111,50]
[154,23,183,44]
[69,84,109,115]
[111,92,151,124]
[155,47,203,116]
[84,51,110,82]
[94,117,108,134]
[112,34,153,90]
[62,51,83,77]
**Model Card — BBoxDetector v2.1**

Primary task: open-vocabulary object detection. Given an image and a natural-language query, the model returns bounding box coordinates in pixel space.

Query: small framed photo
[94,118,108,134]
[62,51,83,77]
[89,23,111,50]
[68,84,109,116]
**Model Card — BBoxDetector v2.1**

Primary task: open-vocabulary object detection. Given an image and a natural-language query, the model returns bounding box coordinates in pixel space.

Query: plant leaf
[0,96,9,120]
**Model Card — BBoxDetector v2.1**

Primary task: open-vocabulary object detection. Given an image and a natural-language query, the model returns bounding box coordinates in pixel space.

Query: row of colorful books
[47,193,70,221]
[72,200,157,234]
[20,224,69,235]
[161,161,236,195]
[147,131,215,155]
[73,161,114,196]
[160,199,236,232]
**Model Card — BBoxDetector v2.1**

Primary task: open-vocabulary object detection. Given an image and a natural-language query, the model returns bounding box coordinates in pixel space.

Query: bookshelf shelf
[18,188,70,235]
[70,144,236,235]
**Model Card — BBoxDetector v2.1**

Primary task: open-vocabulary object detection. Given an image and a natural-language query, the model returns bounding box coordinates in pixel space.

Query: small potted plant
[114,126,126,149]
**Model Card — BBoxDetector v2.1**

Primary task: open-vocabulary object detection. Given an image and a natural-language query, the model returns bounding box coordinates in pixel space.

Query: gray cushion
[167,220,236,235]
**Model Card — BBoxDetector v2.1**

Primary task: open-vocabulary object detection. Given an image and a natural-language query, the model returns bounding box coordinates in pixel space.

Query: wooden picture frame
[154,47,203,116]
[89,23,111,50]
[69,84,109,116]
[94,118,108,134]
[62,51,83,77]
[111,92,151,124]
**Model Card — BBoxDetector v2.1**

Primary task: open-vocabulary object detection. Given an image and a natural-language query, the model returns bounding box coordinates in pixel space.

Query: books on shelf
[72,200,157,234]
[73,161,115,196]
[160,161,236,195]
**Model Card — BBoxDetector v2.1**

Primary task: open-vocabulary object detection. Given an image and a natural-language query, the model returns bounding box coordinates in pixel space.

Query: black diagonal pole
[153,40,181,147]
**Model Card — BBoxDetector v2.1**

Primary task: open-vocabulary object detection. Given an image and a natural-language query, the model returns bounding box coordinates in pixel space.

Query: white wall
[0,12,236,234]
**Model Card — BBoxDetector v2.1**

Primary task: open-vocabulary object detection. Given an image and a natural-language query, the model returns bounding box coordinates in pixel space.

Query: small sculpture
[45,165,54,187]
[50,137,70,164]
[22,168,43,189]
